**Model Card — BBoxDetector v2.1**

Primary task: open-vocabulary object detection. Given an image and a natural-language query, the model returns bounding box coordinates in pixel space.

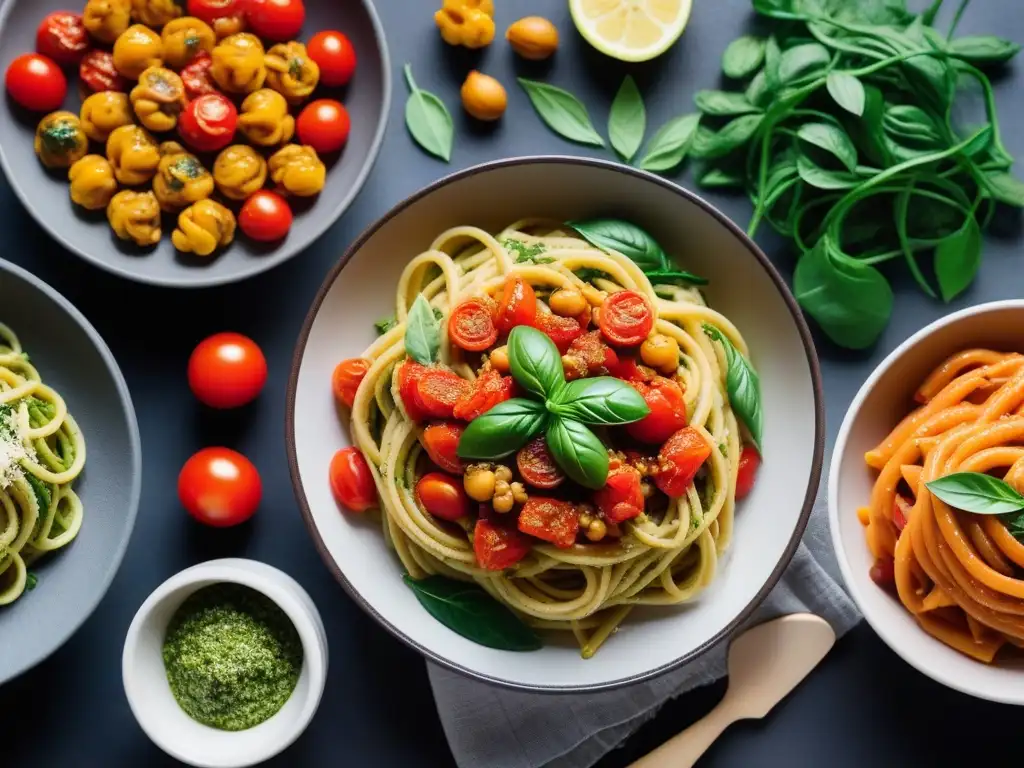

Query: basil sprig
[567,219,708,286]
[703,324,764,453]
[507,326,564,399]
[549,377,649,425]
[545,418,609,489]
[404,294,440,365]
[926,472,1024,515]
[455,399,547,460]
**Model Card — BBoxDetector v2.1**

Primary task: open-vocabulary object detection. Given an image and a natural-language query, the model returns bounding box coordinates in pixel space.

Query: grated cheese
[0,403,31,489]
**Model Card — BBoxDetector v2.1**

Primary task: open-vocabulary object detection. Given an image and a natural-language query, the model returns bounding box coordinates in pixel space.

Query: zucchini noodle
[0,323,86,606]
[346,221,750,656]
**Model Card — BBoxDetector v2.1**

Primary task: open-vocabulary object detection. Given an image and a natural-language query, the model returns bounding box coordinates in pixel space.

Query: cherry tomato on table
[239,190,293,242]
[735,445,761,500]
[188,332,268,409]
[79,50,127,93]
[307,30,357,87]
[297,99,350,154]
[246,0,306,41]
[332,358,370,409]
[600,290,654,347]
[416,472,470,521]
[626,376,687,444]
[180,51,217,99]
[179,447,262,526]
[494,275,536,333]
[422,422,465,474]
[36,12,89,66]
[6,54,66,112]
[654,426,711,497]
[517,437,564,489]
[453,368,511,421]
[179,92,237,152]
[448,298,497,352]
[329,446,376,512]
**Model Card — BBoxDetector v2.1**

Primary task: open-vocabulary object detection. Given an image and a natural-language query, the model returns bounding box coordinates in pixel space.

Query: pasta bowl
[286,157,824,692]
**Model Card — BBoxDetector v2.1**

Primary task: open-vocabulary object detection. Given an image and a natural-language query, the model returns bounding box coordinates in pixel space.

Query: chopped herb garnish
[502,238,553,264]
[25,572,37,591]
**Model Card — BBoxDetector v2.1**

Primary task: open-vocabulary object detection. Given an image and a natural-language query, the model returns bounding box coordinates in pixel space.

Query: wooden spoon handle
[628,700,735,768]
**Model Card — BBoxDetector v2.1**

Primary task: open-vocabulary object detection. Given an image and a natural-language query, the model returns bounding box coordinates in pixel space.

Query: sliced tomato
[600,290,654,347]
[453,369,512,421]
[870,558,896,587]
[416,472,470,521]
[654,427,711,497]
[735,445,761,500]
[495,275,537,333]
[474,518,532,570]
[893,493,912,533]
[332,358,369,409]
[626,377,687,444]
[449,298,498,352]
[37,12,89,66]
[533,311,584,354]
[397,359,428,421]
[414,369,472,420]
[566,331,618,376]
[518,497,579,549]
[595,465,644,523]
[79,50,126,93]
[422,422,465,474]
[329,447,376,513]
[516,437,564,489]
[608,355,647,383]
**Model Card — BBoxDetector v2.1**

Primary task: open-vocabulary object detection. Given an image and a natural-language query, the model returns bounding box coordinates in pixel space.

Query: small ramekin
[122,558,328,767]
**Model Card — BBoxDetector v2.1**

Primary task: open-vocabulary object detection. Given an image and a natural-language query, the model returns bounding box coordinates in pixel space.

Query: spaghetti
[0,323,86,606]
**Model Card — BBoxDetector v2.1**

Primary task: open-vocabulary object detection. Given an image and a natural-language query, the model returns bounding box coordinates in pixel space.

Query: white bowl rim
[829,298,1024,705]
[285,156,826,693]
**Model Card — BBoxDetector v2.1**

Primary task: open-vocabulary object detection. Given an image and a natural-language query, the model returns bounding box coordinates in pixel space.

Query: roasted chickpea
[562,354,587,381]
[463,467,496,502]
[113,24,163,79]
[68,155,118,210]
[489,346,509,373]
[579,511,594,529]
[640,334,680,374]
[435,0,495,49]
[460,70,506,121]
[494,479,510,497]
[494,465,513,484]
[506,16,559,60]
[510,482,528,505]
[549,288,587,317]
[493,492,514,514]
[585,519,607,542]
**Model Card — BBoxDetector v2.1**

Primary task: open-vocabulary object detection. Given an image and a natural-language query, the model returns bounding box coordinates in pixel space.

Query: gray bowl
[0,258,141,685]
[0,0,390,288]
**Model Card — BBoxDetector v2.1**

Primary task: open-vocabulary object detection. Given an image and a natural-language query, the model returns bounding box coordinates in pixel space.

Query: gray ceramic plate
[0,0,390,288]
[0,258,141,685]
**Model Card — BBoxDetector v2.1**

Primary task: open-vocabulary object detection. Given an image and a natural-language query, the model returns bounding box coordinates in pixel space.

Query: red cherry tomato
[566,331,618,377]
[453,369,512,421]
[188,332,268,409]
[307,30,357,87]
[179,447,262,526]
[422,422,465,474]
[414,369,471,420]
[474,518,532,570]
[239,190,293,242]
[600,290,655,347]
[870,557,896,587]
[518,497,579,549]
[36,13,89,66]
[532,311,583,354]
[448,298,497,353]
[329,447,376,513]
[626,376,687,444]
[735,445,761,500]
[187,0,241,23]
[179,93,237,152]
[246,0,305,41]
[79,50,127,93]
[397,359,428,422]
[180,51,217,99]
[296,99,350,154]
[516,437,564,490]
[415,472,470,521]
[332,358,370,409]
[495,275,537,333]
[5,54,66,112]
[595,464,644,523]
[654,427,711,497]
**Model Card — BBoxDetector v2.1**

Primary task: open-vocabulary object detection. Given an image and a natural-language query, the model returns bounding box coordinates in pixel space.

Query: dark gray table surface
[2,1,1023,766]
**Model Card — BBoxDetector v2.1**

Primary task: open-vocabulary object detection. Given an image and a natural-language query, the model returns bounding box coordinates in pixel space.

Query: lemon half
[569,0,694,62]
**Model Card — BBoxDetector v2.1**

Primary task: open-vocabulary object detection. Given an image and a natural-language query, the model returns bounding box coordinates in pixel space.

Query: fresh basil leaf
[797,123,858,172]
[518,78,605,147]
[456,398,547,460]
[574,267,612,283]
[549,377,650,425]
[947,36,1021,67]
[25,572,37,591]
[567,219,668,272]
[745,69,773,108]
[374,316,397,336]
[722,35,767,79]
[692,114,764,160]
[403,575,542,651]
[403,64,453,162]
[882,105,941,143]
[764,36,782,89]
[826,72,865,116]
[702,324,764,453]
[926,472,1024,515]
[796,154,860,189]
[645,269,709,287]
[638,113,701,172]
[935,217,982,302]
[608,75,646,163]
[545,417,609,490]
[698,167,745,189]
[982,172,1024,207]
[404,294,440,365]
[752,0,803,22]
[694,90,761,117]
[507,326,564,399]
[778,43,830,84]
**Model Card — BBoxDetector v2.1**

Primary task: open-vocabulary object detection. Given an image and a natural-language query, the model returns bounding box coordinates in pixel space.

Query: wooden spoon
[630,614,836,768]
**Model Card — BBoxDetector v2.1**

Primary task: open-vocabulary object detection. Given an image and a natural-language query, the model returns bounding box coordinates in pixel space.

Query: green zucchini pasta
[0,323,86,606]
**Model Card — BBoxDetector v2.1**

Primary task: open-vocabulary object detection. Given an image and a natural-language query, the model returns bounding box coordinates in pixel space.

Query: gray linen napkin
[428,498,860,768]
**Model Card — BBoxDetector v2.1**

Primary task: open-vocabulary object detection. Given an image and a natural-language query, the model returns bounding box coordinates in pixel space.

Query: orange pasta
[863,349,1024,663]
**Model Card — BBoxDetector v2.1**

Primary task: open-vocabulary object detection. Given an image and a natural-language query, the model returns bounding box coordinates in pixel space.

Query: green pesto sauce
[162,584,303,731]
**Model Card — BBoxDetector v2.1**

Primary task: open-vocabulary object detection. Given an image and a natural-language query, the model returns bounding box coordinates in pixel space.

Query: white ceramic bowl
[122,558,328,767]
[830,300,1024,705]
[286,157,825,692]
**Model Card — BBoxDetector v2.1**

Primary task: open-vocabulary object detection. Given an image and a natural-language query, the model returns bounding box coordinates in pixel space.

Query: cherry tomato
[332,358,369,409]
[654,427,711,497]
[181,51,217,99]
[626,376,687,444]
[36,13,89,66]
[246,0,305,41]
[414,369,471,420]
[239,190,293,242]
[516,437,564,490]
[5,54,66,112]
[187,0,241,23]
[566,331,618,377]
[600,290,654,347]
[448,298,497,353]
[893,493,911,533]
[518,497,579,549]
[453,369,512,421]
[595,465,643,523]
[494,275,537,333]
[415,472,469,521]
[735,445,761,500]
[474,518,532,570]
[307,30,357,87]
[79,50,127,93]
[329,446,376,512]
[296,99,350,154]
[397,359,428,422]
[188,332,268,409]
[179,447,262,526]
[607,355,646,383]
[422,422,465,474]
[179,92,237,153]
[870,557,896,587]
[533,311,583,354]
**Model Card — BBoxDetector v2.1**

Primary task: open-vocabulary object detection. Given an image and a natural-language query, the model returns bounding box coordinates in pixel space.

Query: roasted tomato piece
[449,297,498,353]
[474,518,532,570]
[495,275,537,333]
[870,558,896,587]
[414,369,472,420]
[181,51,217,99]
[422,422,465,474]
[80,50,127,93]
[518,497,579,549]
[565,331,618,378]
[533,310,584,354]
[416,472,470,521]
[735,445,761,500]
[626,376,688,444]
[332,358,370,409]
[453,369,512,421]
[607,355,648,383]
[516,437,565,489]
[654,427,711,497]
[397,359,428,421]
[37,12,89,66]
[893,493,912,532]
[595,464,644,523]
[600,290,655,347]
